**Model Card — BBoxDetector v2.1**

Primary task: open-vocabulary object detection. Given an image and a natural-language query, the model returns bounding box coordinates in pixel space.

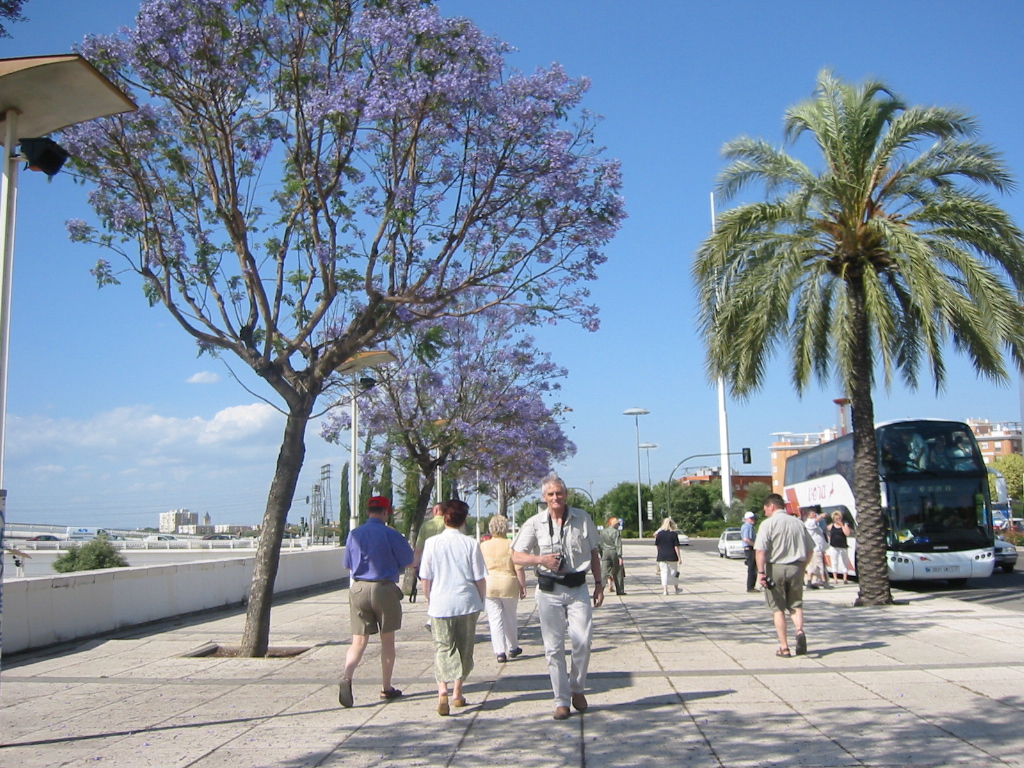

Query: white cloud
[187,371,221,384]
[4,404,291,525]
[198,403,282,445]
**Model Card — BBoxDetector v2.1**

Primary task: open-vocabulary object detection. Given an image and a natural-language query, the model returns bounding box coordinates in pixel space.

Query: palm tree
[695,70,1024,606]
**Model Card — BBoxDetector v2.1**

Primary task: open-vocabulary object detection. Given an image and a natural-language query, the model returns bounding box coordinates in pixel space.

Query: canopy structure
[0,54,136,141]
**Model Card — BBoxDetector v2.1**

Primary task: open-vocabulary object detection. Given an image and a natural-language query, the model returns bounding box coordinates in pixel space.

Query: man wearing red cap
[339,496,414,708]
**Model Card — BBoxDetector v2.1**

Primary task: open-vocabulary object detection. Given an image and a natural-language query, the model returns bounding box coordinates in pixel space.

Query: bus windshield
[885,476,992,551]
[877,422,985,476]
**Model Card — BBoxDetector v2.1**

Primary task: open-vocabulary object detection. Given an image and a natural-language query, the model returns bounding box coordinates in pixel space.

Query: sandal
[795,632,807,656]
[452,696,468,707]
[776,648,791,657]
[438,695,450,716]
[338,678,354,708]
[380,687,403,700]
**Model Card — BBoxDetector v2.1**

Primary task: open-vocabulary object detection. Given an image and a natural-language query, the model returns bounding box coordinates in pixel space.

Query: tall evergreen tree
[338,462,350,539]
[696,71,1024,605]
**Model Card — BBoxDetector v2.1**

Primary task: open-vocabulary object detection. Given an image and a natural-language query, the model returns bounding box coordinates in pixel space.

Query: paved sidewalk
[3,541,1024,767]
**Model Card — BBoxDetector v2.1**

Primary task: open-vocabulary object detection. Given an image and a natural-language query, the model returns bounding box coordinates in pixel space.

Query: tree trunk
[239,404,312,656]
[847,279,894,607]
[406,476,437,549]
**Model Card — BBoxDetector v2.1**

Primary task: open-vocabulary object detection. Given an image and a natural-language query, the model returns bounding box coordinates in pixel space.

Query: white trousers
[829,547,851,576]
[535,583,593,707]
[658,561,679,589]
[484,596,519,655]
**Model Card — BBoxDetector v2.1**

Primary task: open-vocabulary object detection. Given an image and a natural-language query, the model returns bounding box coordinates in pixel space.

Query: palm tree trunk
[239,403,311,656]
[848,279,894,606]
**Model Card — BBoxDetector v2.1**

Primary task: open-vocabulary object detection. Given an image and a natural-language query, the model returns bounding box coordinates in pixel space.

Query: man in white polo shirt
[512,473,603,720]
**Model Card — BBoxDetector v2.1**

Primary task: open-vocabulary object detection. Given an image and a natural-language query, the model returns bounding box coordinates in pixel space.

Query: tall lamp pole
[337,351,397,536]
[623,408,649,538]
[639,442,658,517]
[710,193,733,507]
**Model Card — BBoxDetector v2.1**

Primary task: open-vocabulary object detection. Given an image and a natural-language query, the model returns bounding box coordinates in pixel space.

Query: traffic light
[741,447,751,464]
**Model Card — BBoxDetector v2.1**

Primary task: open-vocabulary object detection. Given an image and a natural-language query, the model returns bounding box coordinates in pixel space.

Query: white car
[676,533,690,546]
[717,528,746,559]
[995,536,1018,573]
[144,534,178,542]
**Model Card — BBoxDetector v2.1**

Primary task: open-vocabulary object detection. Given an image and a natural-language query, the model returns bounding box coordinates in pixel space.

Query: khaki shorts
[764,563,805,613]
[349,579,404,635]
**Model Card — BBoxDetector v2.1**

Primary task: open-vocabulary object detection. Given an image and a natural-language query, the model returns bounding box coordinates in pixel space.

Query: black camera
[763,576,776,589]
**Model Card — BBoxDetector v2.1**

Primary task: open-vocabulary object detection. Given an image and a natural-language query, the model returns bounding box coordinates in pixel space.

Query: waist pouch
[538,570,588,592]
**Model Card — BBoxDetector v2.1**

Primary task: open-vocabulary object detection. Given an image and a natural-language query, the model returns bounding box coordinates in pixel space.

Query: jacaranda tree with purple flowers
[321,303,575,545]
[62,0,623,655]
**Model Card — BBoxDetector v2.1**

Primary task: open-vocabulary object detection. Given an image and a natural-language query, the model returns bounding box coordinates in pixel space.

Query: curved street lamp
[623,408,649,538]
[337,350,397,536]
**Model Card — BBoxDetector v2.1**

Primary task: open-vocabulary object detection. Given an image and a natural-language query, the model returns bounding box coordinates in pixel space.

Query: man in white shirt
[512,473,603,720]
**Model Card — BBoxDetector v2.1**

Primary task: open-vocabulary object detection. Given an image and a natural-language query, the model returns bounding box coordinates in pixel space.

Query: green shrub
[53,538,129,573]
[701,520,732,539]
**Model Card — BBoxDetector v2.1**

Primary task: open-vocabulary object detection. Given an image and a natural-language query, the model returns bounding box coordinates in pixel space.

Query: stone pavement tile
[178,658,311,681]
[655,652,748,671]
[1,683,161,740]
[927,665,1024,684]
[70,730,236,768]
[756,672,880,704]
[670,674,781,707]
[0,739,137,768]
[575,707,717,767]
[181,746,336,768]
[849,679,980,707]
[164,683,320,719]
[689,708,856,767]
[805,704,996,765]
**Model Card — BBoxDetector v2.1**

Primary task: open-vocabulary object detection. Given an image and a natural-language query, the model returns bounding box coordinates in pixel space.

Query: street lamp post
[623,408,649,538]
[336,351,397,537]
[638,442,658,518]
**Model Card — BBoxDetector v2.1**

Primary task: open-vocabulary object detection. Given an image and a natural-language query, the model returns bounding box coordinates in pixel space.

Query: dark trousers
[744,548,758,591]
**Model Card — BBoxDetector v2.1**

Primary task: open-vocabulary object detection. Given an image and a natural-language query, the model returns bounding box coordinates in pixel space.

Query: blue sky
[3,0,1024,529]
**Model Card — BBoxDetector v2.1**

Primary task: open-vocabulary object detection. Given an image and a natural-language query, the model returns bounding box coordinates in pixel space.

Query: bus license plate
[924,565,960,574]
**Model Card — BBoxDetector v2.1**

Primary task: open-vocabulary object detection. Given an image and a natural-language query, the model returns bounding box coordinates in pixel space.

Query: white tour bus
[66,526,109,541]
[783,419,995,586]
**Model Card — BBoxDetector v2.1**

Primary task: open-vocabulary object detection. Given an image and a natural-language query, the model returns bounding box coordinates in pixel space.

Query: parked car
[676,533,690,546]
[202,534,238,540]
[718,528,746,559]
[27,534,59,541]
[144,534,178,542]
[995,536,1018,573]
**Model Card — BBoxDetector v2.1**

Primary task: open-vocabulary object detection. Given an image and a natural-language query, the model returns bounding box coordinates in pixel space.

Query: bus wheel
[947,578,968,589]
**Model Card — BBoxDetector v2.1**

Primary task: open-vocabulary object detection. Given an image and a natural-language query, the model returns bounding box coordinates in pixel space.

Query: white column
[0,111,21,488]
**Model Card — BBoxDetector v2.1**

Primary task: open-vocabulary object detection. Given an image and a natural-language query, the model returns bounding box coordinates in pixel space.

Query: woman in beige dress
[480,515,527,662]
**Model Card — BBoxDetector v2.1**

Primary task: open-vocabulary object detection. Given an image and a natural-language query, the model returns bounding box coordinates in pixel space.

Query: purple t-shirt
[344,518,414,582]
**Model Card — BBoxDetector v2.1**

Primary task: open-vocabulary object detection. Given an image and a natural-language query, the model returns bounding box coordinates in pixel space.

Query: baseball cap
[368,495,392,511]
[743,512,755,519]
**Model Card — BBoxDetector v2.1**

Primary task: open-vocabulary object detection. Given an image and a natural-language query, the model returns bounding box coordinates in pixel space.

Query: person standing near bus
[826,511,854,586]
[755,494,815,657]
[802,507,828,588]
[741,511,757,592]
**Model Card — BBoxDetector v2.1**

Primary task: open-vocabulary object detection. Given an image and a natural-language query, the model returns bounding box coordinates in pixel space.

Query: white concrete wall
[3,547,348,654]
